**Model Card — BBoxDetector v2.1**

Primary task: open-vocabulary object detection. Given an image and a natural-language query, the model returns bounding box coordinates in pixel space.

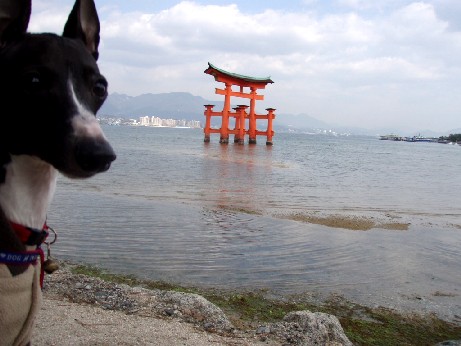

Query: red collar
[8,222,50,289]
[10,222,49,246]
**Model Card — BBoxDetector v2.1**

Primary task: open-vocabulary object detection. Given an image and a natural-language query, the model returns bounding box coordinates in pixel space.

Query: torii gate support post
[203,104,214,142]
[248,87,257,144]
[232,106,240,143]
[266,108,276,145]
[234,105,248,144]
[220,84,232,144]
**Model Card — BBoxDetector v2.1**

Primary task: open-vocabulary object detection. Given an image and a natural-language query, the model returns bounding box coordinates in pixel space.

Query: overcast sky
[30,0,461,132]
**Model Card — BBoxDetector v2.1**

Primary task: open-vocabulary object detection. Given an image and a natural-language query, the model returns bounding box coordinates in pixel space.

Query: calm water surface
[49,126,461,320]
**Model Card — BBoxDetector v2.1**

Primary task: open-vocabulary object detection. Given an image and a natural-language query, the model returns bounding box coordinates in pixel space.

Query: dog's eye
[93,79,107,98]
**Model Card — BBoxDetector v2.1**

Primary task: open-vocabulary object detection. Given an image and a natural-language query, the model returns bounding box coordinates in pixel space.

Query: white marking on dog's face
[0,155,57,229]
[69,79,106,139]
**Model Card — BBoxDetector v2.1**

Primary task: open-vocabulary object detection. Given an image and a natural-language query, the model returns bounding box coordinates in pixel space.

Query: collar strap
[0,248,46,289]
[10,222,49,246]
[0,250,40,266]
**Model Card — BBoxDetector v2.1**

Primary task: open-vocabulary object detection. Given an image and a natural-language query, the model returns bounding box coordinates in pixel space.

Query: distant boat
[379,134,402,141]
[405,136,437,143]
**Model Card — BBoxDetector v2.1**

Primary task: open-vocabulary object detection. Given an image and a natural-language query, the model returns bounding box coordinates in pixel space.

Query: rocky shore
[33,264,353,345]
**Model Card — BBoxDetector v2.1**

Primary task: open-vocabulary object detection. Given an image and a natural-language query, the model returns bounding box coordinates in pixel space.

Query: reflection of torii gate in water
[203,63,276,145]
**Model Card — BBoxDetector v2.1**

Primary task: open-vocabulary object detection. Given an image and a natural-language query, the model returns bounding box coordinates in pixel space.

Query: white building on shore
[138,116,201,128]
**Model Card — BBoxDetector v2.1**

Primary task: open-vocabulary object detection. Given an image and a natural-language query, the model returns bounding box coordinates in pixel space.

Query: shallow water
[48,126,461,321]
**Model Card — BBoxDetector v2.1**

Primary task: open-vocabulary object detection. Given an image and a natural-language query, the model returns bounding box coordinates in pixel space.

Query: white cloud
[27,1,461,131]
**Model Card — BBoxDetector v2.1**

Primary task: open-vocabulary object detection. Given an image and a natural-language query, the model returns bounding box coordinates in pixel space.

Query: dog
[0,0,115,344]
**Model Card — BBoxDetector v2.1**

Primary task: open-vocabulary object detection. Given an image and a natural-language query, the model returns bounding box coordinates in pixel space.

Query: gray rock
[43,266,233,333]
[164,308,175,316]
[203,322,214,331]
[256,325,271,334]
[270,310,353,345]
[157,290,233,332]
[435,341,461,346]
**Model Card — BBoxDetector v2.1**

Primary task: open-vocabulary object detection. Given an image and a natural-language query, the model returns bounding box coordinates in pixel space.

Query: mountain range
[99,92,221,120]
[99,92,459,136]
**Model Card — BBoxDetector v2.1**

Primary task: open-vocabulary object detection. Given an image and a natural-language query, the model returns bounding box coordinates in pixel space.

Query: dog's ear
[63,0,100,60]
[0,0,31,47]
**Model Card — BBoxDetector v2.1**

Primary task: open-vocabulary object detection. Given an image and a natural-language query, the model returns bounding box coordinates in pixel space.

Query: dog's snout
[75,139,116,174]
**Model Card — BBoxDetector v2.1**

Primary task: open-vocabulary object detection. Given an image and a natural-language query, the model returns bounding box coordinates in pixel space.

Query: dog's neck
[0,155,57,229]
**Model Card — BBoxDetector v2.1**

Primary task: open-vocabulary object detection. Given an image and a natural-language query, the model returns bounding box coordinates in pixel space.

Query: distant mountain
[100,92,371,134]
[100,92,338,130]
[99,92,224,122]
[99,92,459,136]
[275,113,331,129]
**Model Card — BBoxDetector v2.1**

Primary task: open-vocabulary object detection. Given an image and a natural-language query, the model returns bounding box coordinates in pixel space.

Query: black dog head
[0,0,116,179]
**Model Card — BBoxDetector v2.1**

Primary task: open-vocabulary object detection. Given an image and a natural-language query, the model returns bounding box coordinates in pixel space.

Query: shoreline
[35,263,271,345]
[33,262,461,345]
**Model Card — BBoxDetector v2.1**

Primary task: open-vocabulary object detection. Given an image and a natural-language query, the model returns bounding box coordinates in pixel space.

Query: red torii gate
[203,62,276,145]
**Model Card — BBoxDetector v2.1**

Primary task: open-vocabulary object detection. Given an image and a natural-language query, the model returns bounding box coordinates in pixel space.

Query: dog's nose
[75,138,116,173]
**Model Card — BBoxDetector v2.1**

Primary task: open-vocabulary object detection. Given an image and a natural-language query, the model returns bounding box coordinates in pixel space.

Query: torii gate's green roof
[206,62,274,84]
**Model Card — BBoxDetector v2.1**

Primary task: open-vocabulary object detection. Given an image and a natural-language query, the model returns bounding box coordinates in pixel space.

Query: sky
[29,0,461,133]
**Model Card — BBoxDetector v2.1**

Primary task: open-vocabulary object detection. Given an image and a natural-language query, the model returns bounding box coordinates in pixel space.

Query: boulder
[270,310,353,345]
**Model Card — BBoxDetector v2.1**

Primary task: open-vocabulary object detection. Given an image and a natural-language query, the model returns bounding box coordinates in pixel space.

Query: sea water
[48,126,461,320]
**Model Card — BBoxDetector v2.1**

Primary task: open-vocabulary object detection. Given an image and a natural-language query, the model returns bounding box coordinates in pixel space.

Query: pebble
[256,326,271,334]
[203,322,214,331]
[164,308,175,316]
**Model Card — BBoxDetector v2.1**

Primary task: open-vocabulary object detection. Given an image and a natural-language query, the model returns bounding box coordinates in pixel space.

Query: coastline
[34,263,273,346]
[32,262,461,345]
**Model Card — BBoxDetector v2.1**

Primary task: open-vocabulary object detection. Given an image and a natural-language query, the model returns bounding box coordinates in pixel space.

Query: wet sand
[281,212,410,231]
